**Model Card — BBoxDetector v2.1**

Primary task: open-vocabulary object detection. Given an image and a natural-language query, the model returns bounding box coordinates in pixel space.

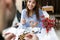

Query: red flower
[42,18,55,33]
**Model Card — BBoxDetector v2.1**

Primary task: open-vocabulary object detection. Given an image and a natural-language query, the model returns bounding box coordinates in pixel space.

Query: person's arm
[20,9,26,25]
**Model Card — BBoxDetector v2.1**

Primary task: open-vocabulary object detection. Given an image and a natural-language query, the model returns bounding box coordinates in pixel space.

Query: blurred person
[0,0,16,40]
[0,0,16,32]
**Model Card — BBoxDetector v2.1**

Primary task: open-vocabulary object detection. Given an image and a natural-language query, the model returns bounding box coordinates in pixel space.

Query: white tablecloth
[3,27,59,40]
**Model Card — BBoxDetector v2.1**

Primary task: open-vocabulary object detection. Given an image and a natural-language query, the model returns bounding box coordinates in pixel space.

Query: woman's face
[27,0,36,10]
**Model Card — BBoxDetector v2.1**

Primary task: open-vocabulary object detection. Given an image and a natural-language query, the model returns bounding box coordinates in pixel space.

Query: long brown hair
[26,0,40,20]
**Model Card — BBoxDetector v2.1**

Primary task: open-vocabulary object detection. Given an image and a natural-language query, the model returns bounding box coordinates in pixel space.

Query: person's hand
[3,33,16,40]
[30,21,38,27]
[21,19,26,25]
[24,33,39,40]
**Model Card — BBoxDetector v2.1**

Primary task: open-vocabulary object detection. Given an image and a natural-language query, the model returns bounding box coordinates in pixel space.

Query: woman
[2,0,58,40]
[18,0,59,40]
[20,0,45,28]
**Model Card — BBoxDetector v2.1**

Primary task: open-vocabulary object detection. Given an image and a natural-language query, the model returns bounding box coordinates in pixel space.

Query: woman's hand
[3,33,16,40]
[24,33,39,40]
[21,19,26,25]
[30,21,38,27]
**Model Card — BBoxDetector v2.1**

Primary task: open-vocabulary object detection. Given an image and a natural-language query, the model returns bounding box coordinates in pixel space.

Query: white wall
[16,0,22,13]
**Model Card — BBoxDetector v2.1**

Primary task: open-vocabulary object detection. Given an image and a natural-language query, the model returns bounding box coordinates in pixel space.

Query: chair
[42,6,54,13]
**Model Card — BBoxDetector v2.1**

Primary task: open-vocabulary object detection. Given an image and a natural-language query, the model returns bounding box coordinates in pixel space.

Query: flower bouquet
[42,18,55,33]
